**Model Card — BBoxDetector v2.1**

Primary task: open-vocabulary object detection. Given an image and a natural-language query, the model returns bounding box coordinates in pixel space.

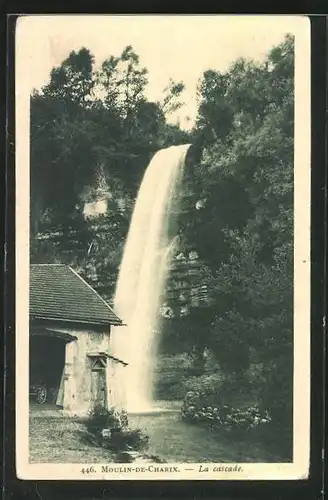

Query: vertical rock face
[81,160,135,222]
[83,198,109,218]
[157,143,210,318]
[163,250,210,318]
[81,163,113,220]
[82,181,112,220]
[185,143,203,169]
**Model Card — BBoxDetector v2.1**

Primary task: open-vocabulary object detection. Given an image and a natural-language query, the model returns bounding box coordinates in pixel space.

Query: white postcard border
[15,14,311,481]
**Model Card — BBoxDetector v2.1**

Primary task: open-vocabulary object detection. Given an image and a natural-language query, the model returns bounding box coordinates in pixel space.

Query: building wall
[51,327,113,416]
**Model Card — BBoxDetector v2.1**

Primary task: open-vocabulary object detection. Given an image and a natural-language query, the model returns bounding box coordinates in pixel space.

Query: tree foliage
[30,46,189,298]
[171,34,294,428]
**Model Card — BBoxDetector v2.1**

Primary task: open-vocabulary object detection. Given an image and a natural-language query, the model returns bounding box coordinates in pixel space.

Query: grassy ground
[129,407,282,463]
[29,404,115,463]
[29,401,284,464]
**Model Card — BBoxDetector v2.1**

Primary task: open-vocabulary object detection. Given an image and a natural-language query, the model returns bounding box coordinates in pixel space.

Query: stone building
[29,264,127,416]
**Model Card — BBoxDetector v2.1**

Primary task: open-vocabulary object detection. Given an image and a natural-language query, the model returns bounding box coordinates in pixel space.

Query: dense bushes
[181,391,271,436]
[154,353,257,405]
[183,373,224,396]
[85,405,149,454]
[155,348,291,442]
[257,353,293,435]
[86,405,128,435]
[103,428,150,453]
[154,352,225,401]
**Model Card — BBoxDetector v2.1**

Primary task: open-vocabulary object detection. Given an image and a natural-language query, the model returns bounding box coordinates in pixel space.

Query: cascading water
[111,144,191,413]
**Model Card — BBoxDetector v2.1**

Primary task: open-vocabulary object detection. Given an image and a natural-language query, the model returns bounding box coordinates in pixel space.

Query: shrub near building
[85,405,150,453]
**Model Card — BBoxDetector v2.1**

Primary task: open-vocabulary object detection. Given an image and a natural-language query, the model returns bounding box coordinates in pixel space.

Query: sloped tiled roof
[30,264,122,326]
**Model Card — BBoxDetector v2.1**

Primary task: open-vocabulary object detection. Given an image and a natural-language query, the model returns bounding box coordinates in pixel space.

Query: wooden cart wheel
[37,386,47,404]
[51,388,59,404]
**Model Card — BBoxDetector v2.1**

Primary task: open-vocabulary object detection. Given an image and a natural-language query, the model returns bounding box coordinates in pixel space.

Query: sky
[16,15,306,129]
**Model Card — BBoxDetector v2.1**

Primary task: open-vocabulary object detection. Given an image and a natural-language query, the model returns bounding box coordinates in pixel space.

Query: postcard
[15,14,311,481]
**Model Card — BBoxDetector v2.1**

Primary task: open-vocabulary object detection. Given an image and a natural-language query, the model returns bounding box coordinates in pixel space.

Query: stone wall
[53,327,112,416]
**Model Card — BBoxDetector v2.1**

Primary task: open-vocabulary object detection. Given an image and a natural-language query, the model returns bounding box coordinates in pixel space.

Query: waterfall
[111,144,191,413]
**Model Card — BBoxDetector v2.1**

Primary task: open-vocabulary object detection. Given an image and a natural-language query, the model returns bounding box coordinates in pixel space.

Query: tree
[169,35,294,429]
[159,78,185,117]
[30,44,189,303]
[97,45,148,119]
[43,48,95,106]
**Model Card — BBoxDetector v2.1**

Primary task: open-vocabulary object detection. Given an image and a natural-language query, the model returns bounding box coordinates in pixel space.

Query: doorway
[89,355,108,409]
[29,335,66,404]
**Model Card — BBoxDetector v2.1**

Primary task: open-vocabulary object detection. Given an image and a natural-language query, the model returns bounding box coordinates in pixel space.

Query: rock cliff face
[32,142,209,326]
[164,251,210,318]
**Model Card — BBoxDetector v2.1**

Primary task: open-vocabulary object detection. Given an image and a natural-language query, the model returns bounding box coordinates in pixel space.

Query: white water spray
[111,144,191,413]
